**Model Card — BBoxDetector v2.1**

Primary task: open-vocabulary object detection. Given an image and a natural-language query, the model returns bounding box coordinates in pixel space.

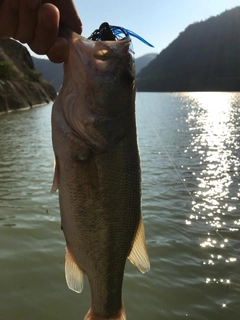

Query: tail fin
[84,305,126,320]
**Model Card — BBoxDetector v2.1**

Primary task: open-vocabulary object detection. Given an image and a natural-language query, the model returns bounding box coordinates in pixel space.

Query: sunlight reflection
[205,278,230,284]
[182,92,240,293]
[185,92,240,233]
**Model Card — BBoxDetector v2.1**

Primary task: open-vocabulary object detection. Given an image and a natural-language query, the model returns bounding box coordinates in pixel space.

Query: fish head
[57,33,136,150]
[66,34,135,113]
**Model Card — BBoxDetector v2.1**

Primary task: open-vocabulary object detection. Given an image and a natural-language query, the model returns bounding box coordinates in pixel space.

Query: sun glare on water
[182,92,239,306]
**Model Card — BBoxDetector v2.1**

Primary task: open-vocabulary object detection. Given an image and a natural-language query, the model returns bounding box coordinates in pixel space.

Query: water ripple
[1,95,240,319]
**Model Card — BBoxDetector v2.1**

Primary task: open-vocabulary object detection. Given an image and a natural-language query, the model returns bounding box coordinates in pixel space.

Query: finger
[14,0,40,43]
[29,3,59,55]
[0,0,19,38]
[47,37,69,63]
[42,0,82,34]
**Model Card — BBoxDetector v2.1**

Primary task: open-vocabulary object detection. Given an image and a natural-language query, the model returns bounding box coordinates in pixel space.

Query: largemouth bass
[51,31,150,320]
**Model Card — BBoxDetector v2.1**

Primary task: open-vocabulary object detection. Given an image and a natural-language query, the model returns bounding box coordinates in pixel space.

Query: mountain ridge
[137,7,240,92]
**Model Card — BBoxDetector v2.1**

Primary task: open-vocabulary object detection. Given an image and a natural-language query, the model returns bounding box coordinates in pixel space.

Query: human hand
[0,0,82,63]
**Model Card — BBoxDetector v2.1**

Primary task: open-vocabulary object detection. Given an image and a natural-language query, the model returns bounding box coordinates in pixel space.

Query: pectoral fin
[51,157,59,193]
[128,216,150,273]
[65,247,84,293]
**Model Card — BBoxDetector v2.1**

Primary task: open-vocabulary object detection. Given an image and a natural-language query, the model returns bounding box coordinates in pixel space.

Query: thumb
[42,0,82,34]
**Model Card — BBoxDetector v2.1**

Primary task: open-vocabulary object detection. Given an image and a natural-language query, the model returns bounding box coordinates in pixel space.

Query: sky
[32,0,240,59]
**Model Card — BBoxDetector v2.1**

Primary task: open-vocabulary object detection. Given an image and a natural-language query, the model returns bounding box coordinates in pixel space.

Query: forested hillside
[137,7,240,91]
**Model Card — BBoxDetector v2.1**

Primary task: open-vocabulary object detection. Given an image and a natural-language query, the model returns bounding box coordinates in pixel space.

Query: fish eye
[120,71,134,86]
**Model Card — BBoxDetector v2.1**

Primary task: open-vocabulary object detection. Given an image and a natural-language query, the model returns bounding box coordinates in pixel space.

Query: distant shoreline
[136,90,240,93]
[0,101,53,117]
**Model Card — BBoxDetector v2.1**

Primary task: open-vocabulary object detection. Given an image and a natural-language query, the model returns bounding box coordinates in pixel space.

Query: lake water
[0,92,240,320]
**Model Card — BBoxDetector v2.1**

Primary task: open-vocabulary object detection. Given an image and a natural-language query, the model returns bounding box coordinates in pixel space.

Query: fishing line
[137,91,198,205]
[137,91,240,254]
[88,21,239,254]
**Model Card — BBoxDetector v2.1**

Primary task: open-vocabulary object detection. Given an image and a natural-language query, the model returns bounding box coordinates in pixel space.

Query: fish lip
[70,34,132,61]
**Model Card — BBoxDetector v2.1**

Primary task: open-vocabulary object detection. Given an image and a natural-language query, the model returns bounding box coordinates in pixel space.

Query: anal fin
[51,156,59,193]
[128,216,150,273]
[65,247,84,293]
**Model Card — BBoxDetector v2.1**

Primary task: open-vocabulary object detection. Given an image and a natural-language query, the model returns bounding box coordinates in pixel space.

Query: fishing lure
[88,22,154,49]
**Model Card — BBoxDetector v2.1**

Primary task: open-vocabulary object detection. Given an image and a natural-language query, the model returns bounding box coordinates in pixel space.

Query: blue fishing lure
[88,22,154,50]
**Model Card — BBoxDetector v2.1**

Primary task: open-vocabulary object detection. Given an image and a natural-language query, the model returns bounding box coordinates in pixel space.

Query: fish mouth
[69,34,131,66]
